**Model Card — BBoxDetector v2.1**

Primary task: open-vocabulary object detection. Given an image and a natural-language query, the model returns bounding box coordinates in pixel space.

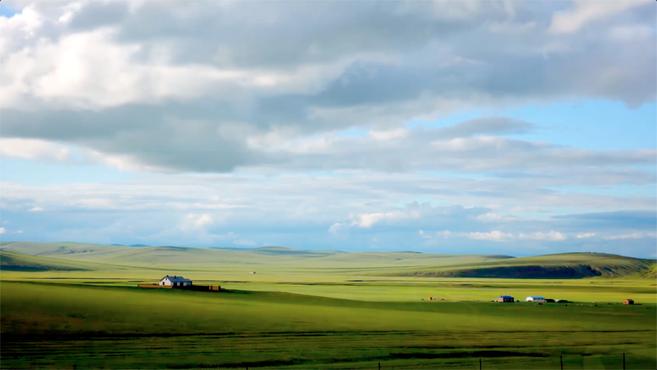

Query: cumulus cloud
[467,230,514,241]
[465,230,567,242]
[423,229,567,242]
[575,232,596,239]
[180,213,215,232]
[0,1,654,172]
[517,231,567,242]
[475,212,516,223]
[550,0,645,34]
[603,231,657,241]
[351,210,420,229]
[0,138,70,161]
[1,175,655,254]
[0,1,655,256]
[369,128,408,141]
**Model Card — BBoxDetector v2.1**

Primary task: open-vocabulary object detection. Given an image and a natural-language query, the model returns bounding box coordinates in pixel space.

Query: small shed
[159,275,192,287]
[496,295,515,303]
[623,298,635,305]
[525,296,546,303]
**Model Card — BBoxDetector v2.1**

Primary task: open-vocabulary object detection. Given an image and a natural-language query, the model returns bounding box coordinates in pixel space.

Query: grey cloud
[87,1,487,68]
[269,123,656,176]
[1,0,655,173]
[434,117,532,138]
[0,104,266,172]
[2,106,654,178]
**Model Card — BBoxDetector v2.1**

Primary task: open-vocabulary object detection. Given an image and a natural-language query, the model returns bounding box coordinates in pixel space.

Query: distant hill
[0,242,654,279]
[0,250,90,271]
[396,252,656,279]
[250,246,334,257]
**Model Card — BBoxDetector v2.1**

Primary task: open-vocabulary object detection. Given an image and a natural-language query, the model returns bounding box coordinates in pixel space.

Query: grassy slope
[1,281,655,369]
[0,250,98,271]
[1,242,654,279]
[1,242,655,303]
[395,252,657,278]
[1,242,656,368]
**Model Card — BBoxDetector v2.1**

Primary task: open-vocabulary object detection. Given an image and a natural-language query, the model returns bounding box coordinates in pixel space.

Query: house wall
[158,278,192,287]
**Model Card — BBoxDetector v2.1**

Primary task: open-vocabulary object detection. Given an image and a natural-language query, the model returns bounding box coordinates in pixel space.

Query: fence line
[369,352,634,369]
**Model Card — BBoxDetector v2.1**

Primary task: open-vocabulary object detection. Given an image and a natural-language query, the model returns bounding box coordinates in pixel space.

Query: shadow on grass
[166,350,551,369]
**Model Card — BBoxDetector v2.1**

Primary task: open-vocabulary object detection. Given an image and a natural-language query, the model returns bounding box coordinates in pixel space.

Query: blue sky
[0,1,655,257]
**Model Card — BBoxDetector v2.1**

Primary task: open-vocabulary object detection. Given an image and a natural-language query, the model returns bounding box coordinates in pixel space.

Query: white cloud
[0,1,654,173]
[517,231,567,242]
[86,150,159,172]
[328,222,347,235]
[419,229,453,239]
[369,128,408,141]
[0,227,5,235]
[29,206,44,212]
[0,138,70,161]
[422,229,568,242]
[180,213,215,232]
[467,230,513,241]
[1,175,655,254]
[475,212,515,223]
[576,232,596,239]
[603,231,657,241]
[75,198,115,209]
[0,28,274,109]
[352,212,402,228]
[0,1,654,256]
[345,208,422,229]
[550,0,645,34]
[608,25,653,42]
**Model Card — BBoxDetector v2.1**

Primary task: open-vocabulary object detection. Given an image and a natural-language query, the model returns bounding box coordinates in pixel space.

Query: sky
[0,0,655,257]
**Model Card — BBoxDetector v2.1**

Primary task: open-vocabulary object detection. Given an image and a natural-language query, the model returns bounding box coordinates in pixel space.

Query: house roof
[499,295,514,299]
[527,296,544,299]
[161,275,192,283]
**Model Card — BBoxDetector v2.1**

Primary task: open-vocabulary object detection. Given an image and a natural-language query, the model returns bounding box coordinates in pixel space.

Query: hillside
[395,252,656,279]
[0,250,91,271]
[0,242,653,279]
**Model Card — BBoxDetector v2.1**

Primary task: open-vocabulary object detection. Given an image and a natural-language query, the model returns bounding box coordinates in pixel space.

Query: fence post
[479,358,482,370]
[622,352,626,370]
[378,361,381,370]
[560,352,563,370]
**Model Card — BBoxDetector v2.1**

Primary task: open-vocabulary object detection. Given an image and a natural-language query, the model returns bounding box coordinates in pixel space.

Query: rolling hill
[393,252,656,278]
[0,250,90,271]
[0,242,654,279]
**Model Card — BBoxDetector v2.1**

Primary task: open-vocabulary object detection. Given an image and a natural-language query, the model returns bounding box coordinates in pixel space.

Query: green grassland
[1,242,656,369]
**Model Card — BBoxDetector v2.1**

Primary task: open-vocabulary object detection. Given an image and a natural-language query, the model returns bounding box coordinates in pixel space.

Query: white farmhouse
[159,275,193,287]
[525,295,546,303]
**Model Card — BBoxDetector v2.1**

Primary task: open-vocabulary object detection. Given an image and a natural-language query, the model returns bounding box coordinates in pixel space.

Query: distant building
[623,298,635,305]
[525,296,546,303]
[496,295,515,303]
[159,275,192,287]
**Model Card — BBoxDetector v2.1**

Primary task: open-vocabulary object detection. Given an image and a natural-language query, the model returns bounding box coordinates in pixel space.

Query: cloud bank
[0,0,655,256]
[1,0,655,172]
